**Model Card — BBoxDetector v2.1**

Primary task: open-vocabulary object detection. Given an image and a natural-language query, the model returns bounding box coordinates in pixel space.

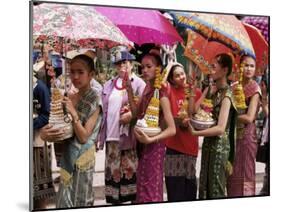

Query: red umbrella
[95,6,183,45]
[184,29,239,75]
[184,25,268,76]
[242,16,268,42]
[243,23,269,75]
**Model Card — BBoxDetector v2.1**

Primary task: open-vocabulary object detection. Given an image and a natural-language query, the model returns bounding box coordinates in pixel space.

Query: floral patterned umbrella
[33,3,131,51]
[33,35,116,54]
[170,12,255,58]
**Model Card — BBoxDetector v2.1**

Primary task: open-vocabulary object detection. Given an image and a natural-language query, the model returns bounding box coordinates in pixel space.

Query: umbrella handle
[62,35,72,124]
[62,92,73,123]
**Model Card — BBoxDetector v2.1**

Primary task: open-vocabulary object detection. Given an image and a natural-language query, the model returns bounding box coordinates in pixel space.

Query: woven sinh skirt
[164,148,197,201]
[33,144,55,201]
[136,142,166,203]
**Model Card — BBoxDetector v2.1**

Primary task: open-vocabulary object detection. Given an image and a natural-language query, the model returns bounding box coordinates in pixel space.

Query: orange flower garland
[233,63,247,110]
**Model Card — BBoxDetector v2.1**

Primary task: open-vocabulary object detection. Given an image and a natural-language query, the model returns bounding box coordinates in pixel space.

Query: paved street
[47,137,266,208]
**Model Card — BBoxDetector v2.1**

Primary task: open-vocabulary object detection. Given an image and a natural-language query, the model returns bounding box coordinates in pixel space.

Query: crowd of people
[32,44,269,210]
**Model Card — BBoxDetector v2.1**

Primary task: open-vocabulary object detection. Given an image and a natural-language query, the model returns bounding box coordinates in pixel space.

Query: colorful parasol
[170,12,255,58]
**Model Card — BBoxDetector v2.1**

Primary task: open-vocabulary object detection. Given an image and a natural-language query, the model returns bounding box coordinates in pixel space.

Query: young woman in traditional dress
[163,63,202,201]
[40,54,102,208]
[127,52,176,203]
[188,53,237,199]
[227,55,261,197]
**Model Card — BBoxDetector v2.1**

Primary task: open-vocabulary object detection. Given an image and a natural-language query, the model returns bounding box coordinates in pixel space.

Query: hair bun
[149,48,161,57]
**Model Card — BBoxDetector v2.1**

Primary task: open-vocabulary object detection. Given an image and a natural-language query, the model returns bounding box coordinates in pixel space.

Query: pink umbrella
[95,6,183,45]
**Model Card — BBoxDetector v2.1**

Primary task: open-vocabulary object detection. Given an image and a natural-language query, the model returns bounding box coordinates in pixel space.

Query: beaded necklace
[114,77,126,90]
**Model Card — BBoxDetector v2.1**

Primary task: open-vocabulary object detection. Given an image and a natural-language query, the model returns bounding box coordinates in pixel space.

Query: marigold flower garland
[193,79,215,122]
[233,63,247,110]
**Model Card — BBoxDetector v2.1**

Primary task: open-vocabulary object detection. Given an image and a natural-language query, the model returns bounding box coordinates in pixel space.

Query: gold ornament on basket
[143,90,160,128]
[154,66,165,89]
[48,87,73,142]
[191,78,216,130]
[193,97,215,122]
[177,83,190,119]
[233,63,247,110]
[177,67,197,120]
[234,63,248,139]
[135,66,166,136]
